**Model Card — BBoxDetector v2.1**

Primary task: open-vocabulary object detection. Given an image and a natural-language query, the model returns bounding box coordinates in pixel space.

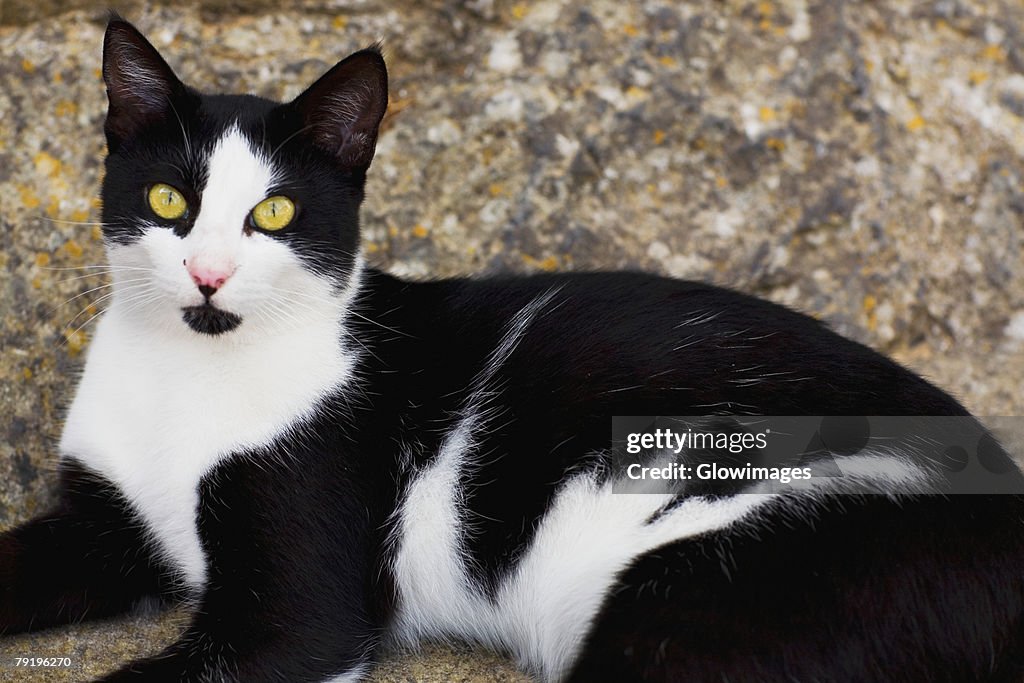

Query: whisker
[269,122,319,164]
[51,269,153,285]
[41,217,104,227]
[167,97,194,164]
[58,284,154,333]
[41,265,154,272]
[48,277,150,314]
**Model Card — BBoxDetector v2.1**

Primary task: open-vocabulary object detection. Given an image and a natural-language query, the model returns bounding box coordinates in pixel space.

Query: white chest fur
[59,300,353,589]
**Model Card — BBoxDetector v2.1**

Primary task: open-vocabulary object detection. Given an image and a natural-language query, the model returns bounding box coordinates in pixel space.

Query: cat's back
[359,268,967,420]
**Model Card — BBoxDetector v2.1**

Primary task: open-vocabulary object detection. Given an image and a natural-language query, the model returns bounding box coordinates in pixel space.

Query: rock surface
[1,0,1022,680]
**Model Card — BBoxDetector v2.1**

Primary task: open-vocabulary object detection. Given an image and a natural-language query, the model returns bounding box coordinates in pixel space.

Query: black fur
[2,18,1023,683]
[569,494,1024,683]
[181,303,243,335]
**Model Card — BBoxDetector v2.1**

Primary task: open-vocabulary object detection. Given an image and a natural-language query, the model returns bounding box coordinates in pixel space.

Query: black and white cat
[2,18,1023,683]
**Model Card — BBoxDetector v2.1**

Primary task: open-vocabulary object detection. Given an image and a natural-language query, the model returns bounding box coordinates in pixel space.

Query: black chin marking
[182,304,243,335]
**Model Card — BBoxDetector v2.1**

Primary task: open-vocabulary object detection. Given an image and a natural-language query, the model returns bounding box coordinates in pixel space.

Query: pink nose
[185,261,234,297]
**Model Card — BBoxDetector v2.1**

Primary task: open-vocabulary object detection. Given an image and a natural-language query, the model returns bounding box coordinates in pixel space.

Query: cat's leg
[94,590,380,683]
[0,459,169,635]
[566,494,1024,683]
[95,447,392,683]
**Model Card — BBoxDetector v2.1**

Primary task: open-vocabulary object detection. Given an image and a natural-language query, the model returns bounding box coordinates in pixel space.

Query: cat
[2,16,1023,683]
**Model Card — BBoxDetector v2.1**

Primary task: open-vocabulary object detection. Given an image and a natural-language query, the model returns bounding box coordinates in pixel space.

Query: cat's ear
[290,46,388,169]
[102,19,185,150]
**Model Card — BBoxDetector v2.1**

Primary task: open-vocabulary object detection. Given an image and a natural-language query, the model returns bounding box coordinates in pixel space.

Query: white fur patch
[60,126,360,589]
[323,663,369,682]
[389,289,563,642]
[389,286,939,680]
[502,478,770,680]
[387,289,765,680]
[184,127,276,286]
[390,451,771,681]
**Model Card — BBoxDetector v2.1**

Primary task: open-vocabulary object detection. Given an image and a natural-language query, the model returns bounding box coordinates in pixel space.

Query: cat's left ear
[290,46,388,169]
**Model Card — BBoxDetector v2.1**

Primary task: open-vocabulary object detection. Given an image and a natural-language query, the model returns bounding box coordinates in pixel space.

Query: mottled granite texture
[1,0,1023,680]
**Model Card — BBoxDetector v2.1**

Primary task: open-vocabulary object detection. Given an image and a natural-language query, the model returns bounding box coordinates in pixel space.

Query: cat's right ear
[102,19,185,151]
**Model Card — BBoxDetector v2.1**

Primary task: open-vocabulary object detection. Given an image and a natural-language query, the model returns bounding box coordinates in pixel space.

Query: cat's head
[98,19,387,338]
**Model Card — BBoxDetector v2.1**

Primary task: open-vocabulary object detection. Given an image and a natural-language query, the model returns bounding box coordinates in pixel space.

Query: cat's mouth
[181,304,243,336]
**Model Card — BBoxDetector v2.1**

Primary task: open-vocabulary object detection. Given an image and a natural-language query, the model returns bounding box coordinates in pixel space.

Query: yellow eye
[251,196,296,231]
[148,183,188,220]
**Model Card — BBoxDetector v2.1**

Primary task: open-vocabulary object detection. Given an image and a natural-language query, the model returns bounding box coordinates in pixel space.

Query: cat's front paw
[95,654,192,683]
[0,529,28,635]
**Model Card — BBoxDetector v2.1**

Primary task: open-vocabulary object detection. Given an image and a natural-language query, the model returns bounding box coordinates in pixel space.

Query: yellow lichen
[906,115,925,132]
[511,3,528,19]
[63,239,84,259]
[489,183,504,197]
[19,185,41,209]
[71,209,90,222]
[55,100,78,117]
[982,44,1007,63]
[22,59,35,72]
[765,137,786,151]
[863,296,879,332]
[623,24,640,37]
[652,129,666,144]
[91,225,103,241]
[759,106,777,122]
[35,252,50,267]
[968,70,989,86]
[332,15,347,29]
[33,151,62,178]
[22,367,33,381]
[412,224,429,238]
[522,254,559,272]
[658,56,677,68]
[64,329,87,355]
